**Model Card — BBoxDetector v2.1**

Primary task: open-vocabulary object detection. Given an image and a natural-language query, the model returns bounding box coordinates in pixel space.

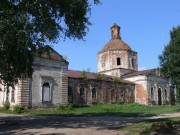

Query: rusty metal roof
[68,70,96,79]
[68,70,134,84]
[102,38,132,52]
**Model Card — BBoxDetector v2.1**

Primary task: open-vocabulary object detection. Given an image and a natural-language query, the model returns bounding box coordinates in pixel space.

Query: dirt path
[0,113,180,135]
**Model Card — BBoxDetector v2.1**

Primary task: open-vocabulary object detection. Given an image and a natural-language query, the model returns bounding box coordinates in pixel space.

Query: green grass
[121,117,180,135]
[0,108,15,114]
[0,103,180,116]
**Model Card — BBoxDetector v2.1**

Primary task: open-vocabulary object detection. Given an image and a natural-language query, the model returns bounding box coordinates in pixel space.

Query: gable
[33,45,68,63]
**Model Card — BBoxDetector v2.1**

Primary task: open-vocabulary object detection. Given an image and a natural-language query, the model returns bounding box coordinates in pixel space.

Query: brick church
[0,24,175,108]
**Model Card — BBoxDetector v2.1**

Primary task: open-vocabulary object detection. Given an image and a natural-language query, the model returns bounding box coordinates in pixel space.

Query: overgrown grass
[0,103,180,116]
[121,117,180,135]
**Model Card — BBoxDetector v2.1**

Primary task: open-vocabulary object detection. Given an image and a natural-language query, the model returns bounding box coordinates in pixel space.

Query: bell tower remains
[97,23,138,77]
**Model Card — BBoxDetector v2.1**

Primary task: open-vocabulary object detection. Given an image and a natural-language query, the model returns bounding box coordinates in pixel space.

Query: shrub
[3,101,10,110]
[13,105,24,114]
[95,73,104,80]
[113,76,121,83]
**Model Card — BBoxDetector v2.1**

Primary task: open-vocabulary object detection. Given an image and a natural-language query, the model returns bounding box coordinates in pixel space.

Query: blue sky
[53,0,180,72]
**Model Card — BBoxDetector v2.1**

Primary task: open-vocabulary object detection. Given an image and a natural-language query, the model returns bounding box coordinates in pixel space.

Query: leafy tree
[0,0,100,100]
[159,26,180,103]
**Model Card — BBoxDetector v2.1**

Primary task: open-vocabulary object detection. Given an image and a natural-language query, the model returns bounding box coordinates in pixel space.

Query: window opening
[92,88,97,101]
[117,57,121,65]
[165,89,167,101]
[11,88,15,102]
[42,82,50,102]
[151,87,154,100]
[80,87,86,103]
[111,89,116,103]
[132,59,135,68]
[68,86,73,103]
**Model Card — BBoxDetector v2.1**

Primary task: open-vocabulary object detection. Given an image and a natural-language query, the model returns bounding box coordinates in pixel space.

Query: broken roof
[68,70,133,84]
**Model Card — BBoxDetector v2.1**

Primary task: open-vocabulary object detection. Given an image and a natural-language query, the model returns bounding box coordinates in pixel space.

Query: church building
[0,24,174,108]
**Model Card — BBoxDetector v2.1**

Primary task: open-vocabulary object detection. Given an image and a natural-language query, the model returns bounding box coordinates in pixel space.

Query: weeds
[57,103,73,111]
[13,105,25,114]
[3,101,10,110]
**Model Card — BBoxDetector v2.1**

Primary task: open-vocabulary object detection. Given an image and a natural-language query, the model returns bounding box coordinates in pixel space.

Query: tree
[159,26,180,103]
[0,0,100,100]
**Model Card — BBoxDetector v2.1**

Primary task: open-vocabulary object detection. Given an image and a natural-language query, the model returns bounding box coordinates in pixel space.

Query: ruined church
[0,24,174,108]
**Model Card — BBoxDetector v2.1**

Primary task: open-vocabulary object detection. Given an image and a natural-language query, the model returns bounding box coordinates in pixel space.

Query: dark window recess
[165,89,167,100]
[92,88,97,100]
[117,57,121,65]
[132,59,135,68]
[151,87,154,99]
[68,86,73,103]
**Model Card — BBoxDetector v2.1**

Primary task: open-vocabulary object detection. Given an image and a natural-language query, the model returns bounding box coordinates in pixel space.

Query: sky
[53,0,180,72]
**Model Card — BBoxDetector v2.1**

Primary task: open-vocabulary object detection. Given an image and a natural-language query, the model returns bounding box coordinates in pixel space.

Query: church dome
[102,23,132,52]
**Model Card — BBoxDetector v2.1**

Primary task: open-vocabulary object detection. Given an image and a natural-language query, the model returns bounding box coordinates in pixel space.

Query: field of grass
[121,117,180,135]
[0,103,179,117]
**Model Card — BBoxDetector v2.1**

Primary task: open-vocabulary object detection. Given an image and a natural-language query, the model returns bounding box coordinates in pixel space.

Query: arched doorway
[158,88,162,105]
[42,82,51,103]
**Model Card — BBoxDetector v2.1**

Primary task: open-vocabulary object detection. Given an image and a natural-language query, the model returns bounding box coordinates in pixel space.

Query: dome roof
[102,23,132,52]
[102,38,132,51]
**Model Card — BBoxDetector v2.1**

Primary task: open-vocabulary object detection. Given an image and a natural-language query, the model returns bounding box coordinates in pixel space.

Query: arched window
[165,89,167,101]
[132,59,135,68]
[80,87,86,103]
[42,82,51,102]
[92,88,97,102]
[117,57,121,65]
[158,88,162,105]
[101,57,105,68]
[11,88,15,102]
[68,86,73,103]
[111,89,116,103]
[151,87,154,100]
[119,89,125,102]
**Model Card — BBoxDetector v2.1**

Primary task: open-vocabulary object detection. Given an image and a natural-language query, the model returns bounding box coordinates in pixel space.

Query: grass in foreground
[0,103,180,117]
[121,117,180,135]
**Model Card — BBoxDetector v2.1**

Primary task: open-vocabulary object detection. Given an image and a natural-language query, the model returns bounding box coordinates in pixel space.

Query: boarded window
[42,82,50,102]
[117,57,121,65]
